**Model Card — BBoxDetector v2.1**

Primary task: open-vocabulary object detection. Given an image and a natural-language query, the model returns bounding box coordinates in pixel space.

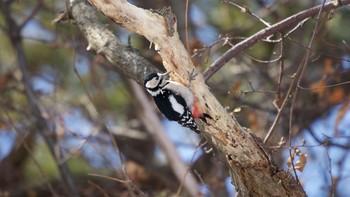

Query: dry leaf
[329,87,345,104]
[323,58,334,75]
[310,80,326,95]
[294,153,308,172]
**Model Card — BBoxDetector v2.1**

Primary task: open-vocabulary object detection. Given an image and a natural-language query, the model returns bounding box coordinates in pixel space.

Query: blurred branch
[3,111,58,196]
[128,80,202,197]
[87,180,111,197]
[203,0,350,81]
[68,48,142,196]
[18,0,44,29]
[0,2,79,196]
[69,0,160,85]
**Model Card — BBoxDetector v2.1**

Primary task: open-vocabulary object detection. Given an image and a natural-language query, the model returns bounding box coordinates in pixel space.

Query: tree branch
[82,0,306,196]
[203,0,350,81]
[69,0,160,85]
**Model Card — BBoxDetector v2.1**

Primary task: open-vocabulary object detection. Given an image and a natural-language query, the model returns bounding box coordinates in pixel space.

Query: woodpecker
[144,71,210,134]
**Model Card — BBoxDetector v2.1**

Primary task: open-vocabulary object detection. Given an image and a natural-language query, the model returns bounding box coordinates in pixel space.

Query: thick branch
[70,0,160,85]
[84,0,306,196]
[203,0,350,81]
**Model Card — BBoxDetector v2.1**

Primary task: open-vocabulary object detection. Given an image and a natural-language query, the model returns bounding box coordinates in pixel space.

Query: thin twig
[264,18,310,43]
[175,140,207,197]
[324,146,335,197]
[298,80,350,90]
[224,0,271,27]
[4,111,58,197]
[87,180,111,197]
[191,36,231,64]
[287,0,327,186]
[18,0,44,29]
[241,81,276,95]
[66,1,140,195]
[307,127,350,149]
[276,33,285,99]
[265,0,328,143]
[88,173,145,196]
[290,38,350,63]
[243,52,282,64]
[70,39,139,197]
[88,173,129,184]
[185,0,190,54]
[203,0,350,81]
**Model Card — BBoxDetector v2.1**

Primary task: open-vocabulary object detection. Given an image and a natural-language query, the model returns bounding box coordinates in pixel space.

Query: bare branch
[286,0,327,187]
[18,0,44,29]
[224,0,271,27]
[298,80,350,90]
[265,0,330,143]
[4,111,58,197]
[324,146,335,197]
[203,0,350,81]
[87,180,111,197]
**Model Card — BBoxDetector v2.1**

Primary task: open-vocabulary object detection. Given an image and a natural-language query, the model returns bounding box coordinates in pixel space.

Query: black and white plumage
[144,72,201,133]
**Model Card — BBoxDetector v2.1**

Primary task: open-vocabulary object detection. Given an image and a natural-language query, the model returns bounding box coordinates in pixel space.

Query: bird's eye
[155,76,159,80]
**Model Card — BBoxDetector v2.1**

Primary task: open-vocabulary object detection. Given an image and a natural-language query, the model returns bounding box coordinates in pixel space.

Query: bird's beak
[159,71,171,79]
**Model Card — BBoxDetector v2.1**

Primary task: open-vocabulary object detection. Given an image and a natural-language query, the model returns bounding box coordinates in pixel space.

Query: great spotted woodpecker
[144,71,210,134]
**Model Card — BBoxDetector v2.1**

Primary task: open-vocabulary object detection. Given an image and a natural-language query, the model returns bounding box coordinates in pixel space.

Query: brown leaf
[247,111,259,130]
[287,152,294,167]
[0,72,13,90]
[310,80,326,95]
[323,58,334,75]
[229,80,242,97]
[287,156,292,167]
[329,87,345,104]
[294,153,308,172]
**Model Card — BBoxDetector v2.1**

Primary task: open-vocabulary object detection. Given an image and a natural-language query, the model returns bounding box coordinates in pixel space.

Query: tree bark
[81,0,308,196]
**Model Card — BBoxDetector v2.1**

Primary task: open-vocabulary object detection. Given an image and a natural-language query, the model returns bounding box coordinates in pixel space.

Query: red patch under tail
[192,101,203,118]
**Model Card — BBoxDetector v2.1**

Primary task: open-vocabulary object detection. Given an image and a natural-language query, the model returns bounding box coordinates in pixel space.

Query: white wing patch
[164,81,194,111]
[169,95,185,115]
